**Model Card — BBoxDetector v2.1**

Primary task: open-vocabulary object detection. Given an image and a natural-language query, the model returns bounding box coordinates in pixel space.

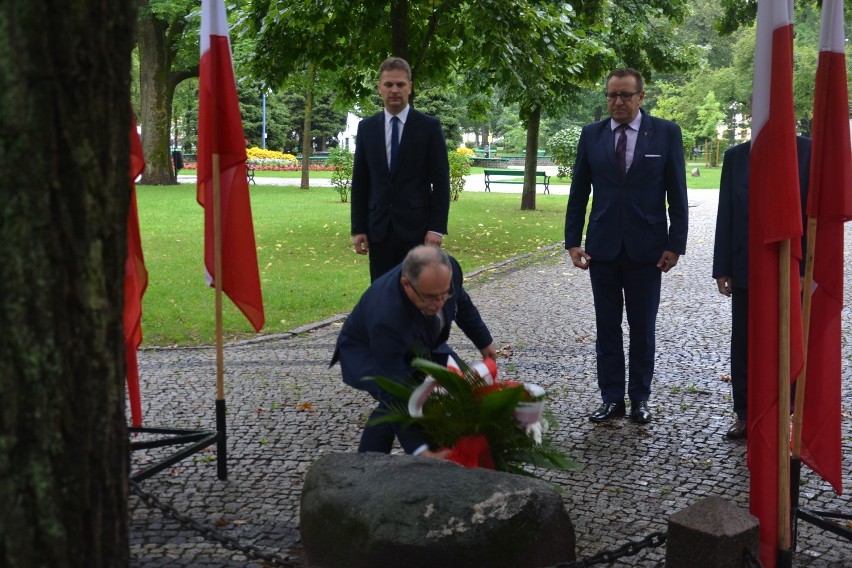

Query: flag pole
[777,240,793,568]
[792,218,817,455]
[790,217,817,549]
[213,153,228,481]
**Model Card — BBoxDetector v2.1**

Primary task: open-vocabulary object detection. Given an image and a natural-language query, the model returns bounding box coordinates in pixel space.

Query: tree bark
[137,5,196,185]
[301,64,317,189]
[138,13,176,185]
[521,105,541,211]
[0,1,136,566]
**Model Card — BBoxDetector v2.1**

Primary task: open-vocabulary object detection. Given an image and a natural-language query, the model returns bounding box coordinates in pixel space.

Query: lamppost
[261,87,267,150]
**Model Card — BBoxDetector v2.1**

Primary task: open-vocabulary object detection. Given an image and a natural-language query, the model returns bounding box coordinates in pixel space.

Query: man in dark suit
[712,136,811,440]
[564,68,688,425]
[351,57,451,281]
[331,245,497,456]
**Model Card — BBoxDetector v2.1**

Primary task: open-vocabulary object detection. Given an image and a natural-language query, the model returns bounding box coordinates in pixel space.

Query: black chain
[130,480,302,567]
[543,531,667,568]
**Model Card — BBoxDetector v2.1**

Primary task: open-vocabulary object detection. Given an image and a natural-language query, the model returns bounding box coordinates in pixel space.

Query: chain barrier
[130,480,302,567]
[542,531,667,568]
[131,483,680,568]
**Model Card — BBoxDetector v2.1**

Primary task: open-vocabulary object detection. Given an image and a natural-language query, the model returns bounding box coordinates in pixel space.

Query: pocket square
[645,154,662,158]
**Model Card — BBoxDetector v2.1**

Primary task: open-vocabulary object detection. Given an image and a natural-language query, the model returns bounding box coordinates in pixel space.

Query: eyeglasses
[605,91,640,102]
[409,280,454,304]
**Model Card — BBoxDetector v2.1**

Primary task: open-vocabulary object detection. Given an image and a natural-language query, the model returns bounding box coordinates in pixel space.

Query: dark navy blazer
[712,137,812,286]
[350,108,450,245]
[331,257,492,394]
[564,110,689,262]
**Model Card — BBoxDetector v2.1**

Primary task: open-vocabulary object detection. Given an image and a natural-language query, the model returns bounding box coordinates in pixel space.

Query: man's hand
[424,232,443,247]
[421,448,451,459]
[353,234,369,255]
[568,247,591,270]
[716,276,733,297]
[657,250,680,273]
[479,343,497,361]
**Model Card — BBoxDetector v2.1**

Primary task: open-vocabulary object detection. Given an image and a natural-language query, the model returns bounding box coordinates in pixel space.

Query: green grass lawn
[137,183,566,346]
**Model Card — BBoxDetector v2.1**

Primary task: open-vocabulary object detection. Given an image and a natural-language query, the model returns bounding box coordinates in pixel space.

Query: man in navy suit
[712,137,811,439]
[351,57,451,281]
[564,68,688,425]
[331,245,497,456]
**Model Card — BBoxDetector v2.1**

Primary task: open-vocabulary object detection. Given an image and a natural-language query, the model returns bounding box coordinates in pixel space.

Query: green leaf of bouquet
[411,358,470,398]
[478,386,525,422]
[370,376,414,401]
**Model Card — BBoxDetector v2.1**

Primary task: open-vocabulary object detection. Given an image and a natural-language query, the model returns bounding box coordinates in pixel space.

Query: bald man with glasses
[331,245,496,456]
[564,67,688,426]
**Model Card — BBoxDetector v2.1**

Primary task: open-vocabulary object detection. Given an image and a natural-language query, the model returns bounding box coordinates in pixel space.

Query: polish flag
[747,0,804,565]
[125,113,147,426]
[800,0,852,495]
[197,0,264,331]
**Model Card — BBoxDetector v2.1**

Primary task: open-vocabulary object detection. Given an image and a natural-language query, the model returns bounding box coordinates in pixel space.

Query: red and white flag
[748,0,804,565]
[125,113,147,427]
[197,0,264,332]
[800,0,851,495]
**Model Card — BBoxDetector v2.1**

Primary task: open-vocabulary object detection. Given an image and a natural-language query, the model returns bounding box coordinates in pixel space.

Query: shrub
[326,147,354,203]
[448,148,472,202]
[547,126,582,179]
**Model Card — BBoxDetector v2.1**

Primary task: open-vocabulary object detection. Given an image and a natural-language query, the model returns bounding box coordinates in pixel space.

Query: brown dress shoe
[725,419,747,439]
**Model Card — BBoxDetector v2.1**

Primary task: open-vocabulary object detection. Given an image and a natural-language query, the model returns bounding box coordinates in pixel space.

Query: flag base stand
[795,508,852,544]
[791,460,852,553]
[129,421,226,483]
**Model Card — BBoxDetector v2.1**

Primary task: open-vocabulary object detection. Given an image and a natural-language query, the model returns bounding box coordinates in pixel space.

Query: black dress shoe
[589,402,626,423]
[629,400,652,424]
[725,419,747,440]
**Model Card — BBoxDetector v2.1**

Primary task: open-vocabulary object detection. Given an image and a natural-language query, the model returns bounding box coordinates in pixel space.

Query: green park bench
[483,169,551,194]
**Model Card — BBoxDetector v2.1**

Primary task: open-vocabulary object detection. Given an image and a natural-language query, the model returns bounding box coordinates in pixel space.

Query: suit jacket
[350,108,451,244]
[712,137,811,287]
[331,256,492,393]
[564,110,689,263]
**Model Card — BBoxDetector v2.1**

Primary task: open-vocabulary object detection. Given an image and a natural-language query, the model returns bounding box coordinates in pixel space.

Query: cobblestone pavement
[130,189,852,567]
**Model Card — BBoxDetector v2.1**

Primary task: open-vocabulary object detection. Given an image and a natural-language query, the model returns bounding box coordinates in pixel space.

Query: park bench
[247,166,256,184]
[483,169,551,194]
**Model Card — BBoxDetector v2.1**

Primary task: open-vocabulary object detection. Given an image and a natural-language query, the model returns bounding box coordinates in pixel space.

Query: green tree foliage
[327,147,354,203]
[447,150,473,202]
[547,126,582,179]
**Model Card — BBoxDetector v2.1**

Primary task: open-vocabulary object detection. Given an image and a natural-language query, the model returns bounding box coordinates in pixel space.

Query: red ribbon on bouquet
[446,435,495,469]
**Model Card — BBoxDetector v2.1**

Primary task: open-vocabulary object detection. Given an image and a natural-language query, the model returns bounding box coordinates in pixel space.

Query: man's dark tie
[390,116,400,171]
[616,124,628,178]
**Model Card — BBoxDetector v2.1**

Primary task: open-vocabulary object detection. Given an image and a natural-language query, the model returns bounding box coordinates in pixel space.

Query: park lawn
[136,183,566,347]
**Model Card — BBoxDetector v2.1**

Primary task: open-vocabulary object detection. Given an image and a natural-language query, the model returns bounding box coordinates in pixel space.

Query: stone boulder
[300,452,575,568]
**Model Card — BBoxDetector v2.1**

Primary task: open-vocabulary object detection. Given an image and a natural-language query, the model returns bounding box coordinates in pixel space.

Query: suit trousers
[731,286,748,420]
[368,230,421,282]
[589,249,661,404]
[355,350,453,454]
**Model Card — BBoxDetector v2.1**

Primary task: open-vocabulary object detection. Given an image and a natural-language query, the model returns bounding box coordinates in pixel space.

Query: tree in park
[248,0,697,210]
[137,0,198,185]
[0,0,137,566]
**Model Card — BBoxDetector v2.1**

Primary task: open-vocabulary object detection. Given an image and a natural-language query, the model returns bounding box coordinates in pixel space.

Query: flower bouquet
[372,357,575,475]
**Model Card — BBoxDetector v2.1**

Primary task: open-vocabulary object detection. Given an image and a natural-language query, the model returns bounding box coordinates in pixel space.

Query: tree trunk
[0,1,135,566]
[521,105,541,211]
[390,0,410,62]
[301,64,317,189]
[138,14,177,185]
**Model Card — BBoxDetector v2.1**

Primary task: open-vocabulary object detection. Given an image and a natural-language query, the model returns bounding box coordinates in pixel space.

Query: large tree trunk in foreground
[0,1,136,566]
